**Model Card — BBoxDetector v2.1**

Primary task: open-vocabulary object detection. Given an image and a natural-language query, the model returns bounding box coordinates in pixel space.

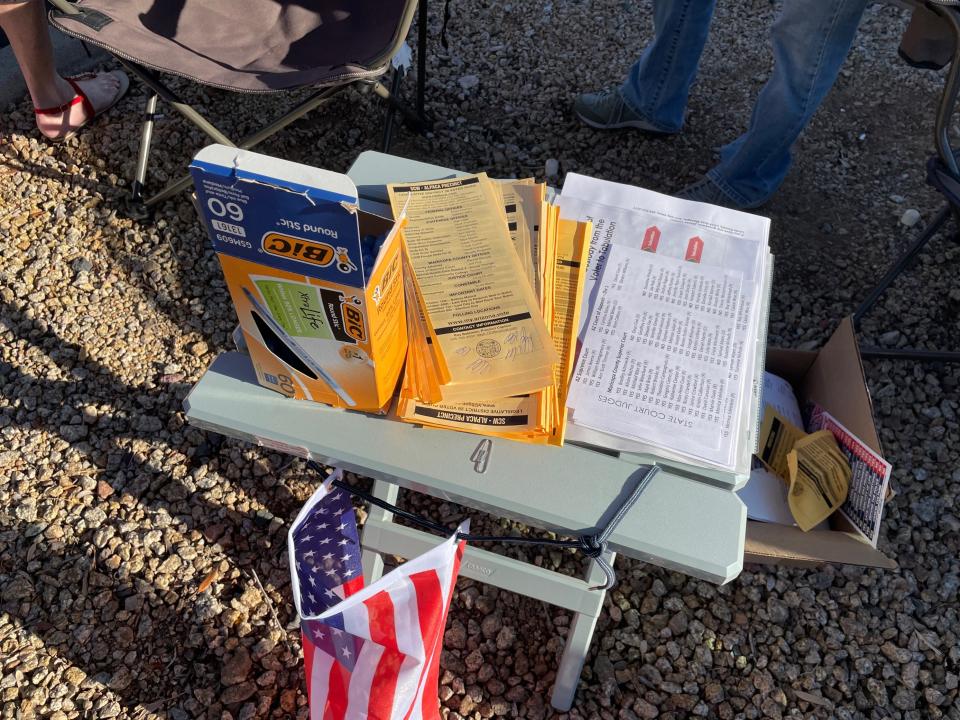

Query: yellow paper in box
[395,181,549,437]
[786,431,852,531]
[758,408,852,530]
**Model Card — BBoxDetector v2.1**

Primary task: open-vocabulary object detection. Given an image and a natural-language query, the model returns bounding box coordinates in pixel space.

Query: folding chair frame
[46,0,432,218]
[854,0,960,362]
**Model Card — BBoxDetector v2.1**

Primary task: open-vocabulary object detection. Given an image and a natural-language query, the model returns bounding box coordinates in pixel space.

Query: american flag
[289,470,365,615]
[290,479,467,720]
[289,470,366,717]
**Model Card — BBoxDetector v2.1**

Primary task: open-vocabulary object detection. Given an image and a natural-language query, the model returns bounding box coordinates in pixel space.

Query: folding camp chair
[46,0,430,217]
[854,0,960,362]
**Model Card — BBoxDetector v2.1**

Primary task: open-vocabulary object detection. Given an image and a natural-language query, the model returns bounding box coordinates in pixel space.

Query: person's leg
[620,0,717,133]
[0,0,73,109]
[0,0,127,139]
[703,0,869,207]
[574,0,715,133]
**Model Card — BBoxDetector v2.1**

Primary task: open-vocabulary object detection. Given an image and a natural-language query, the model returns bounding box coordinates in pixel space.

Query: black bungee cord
[306,460,659,590]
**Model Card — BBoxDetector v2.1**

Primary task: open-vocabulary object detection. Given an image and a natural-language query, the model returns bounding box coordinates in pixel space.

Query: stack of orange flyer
[387,173,591,445]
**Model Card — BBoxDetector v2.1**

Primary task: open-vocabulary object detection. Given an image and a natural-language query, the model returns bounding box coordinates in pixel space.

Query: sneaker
[573,89,675,133]
[675,176,768,211]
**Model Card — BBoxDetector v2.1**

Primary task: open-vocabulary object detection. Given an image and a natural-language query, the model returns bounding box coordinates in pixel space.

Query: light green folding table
[184,152,756,711]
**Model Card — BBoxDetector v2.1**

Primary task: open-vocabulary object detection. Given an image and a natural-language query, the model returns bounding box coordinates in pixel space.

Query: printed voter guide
[559,174,772,474]
[568,242,742,459]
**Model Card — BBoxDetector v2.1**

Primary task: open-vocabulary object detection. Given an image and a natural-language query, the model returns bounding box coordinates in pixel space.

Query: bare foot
[35,70,129,141]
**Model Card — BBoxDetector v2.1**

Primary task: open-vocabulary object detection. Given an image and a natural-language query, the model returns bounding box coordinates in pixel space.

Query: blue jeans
[621,0,868,207]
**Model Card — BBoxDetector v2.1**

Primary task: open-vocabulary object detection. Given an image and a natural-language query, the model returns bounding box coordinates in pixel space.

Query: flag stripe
[309,645,335,720]
[419,541,465,720]
[370,651,405,720]
[401,569,445,720]
[348,641,384,715]
[435,540,463,609]
[390,579,425,660]
[365,592,401,719]
[410,570,444,647]
[342,576,365,598]
[365,590,400,652]
[388,580,426,720]
[302,629,315,694]
[324,663,351,720]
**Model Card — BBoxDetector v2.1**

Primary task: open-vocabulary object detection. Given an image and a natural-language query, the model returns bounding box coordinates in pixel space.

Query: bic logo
[340,294,366,343]
[261,233,355,274]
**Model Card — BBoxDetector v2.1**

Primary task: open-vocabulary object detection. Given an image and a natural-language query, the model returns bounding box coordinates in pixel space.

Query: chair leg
[860,346,960,362]
[417,0,428,120]
[852,5,960,362]
[106,60,237,215]
[853,203,953,329]
[113,57,420,209]
[370,81,430,134]
[131,92,159,206]
[381,67,405,153]
[930,3,960,174]
[854,204,960,362]
[142,84,349,209]
[114,59,236,147]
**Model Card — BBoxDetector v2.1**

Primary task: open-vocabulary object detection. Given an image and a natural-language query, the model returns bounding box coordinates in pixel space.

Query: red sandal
[33,70,129,143]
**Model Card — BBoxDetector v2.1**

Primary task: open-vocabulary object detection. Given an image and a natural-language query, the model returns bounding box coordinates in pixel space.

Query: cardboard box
[744,317,896,569]
[190,145,407,412]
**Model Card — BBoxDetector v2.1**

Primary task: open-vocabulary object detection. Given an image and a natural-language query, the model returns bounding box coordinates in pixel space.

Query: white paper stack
[558,174,773,476]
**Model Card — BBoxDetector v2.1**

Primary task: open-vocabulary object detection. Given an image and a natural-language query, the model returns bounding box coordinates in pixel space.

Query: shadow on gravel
[0,151,229,344]
[1,528,224,710]
[0,155,118,199]
[0,297,306,711]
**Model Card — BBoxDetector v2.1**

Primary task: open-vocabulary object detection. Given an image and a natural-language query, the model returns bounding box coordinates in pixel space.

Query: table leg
[360,478,400,583]
[550,550,615,711]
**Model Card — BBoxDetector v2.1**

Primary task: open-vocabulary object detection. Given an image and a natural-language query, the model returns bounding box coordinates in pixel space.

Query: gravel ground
[2,1,959,718]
